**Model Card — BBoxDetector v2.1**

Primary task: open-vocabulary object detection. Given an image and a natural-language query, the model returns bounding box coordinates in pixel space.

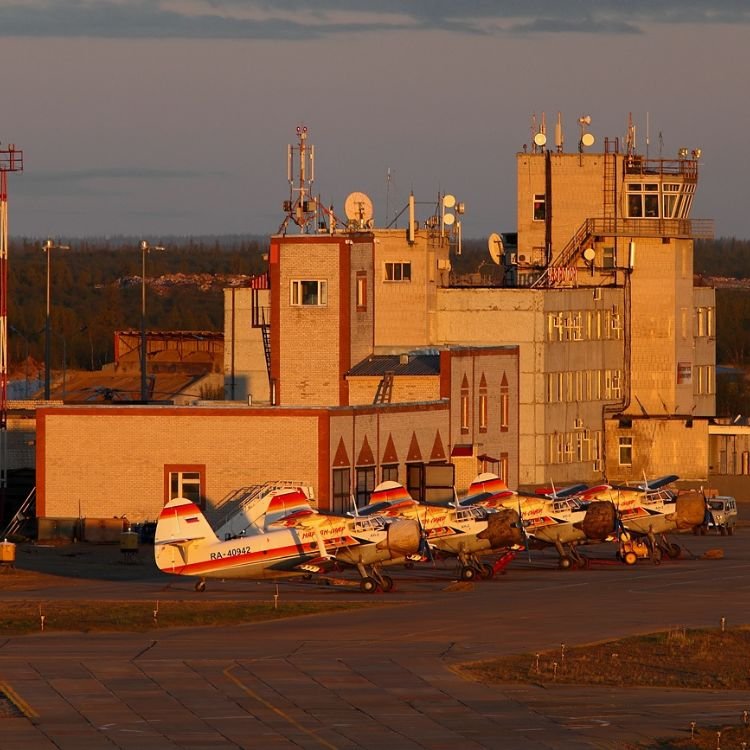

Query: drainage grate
[0,690,25,718]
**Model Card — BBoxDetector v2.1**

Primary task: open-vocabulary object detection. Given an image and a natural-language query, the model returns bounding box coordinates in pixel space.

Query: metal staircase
[531,220,593,288]
[206,480,311,536]
[2,486,35,538]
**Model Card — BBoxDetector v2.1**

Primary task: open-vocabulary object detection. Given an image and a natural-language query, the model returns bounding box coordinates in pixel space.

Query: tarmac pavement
[0,532,749,749]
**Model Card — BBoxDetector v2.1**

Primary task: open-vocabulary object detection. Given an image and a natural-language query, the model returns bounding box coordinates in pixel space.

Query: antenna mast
[280,124,317,234]
[0,142,23,524]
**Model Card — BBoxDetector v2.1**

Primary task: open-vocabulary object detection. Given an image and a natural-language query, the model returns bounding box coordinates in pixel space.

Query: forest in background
[6,234,750,414]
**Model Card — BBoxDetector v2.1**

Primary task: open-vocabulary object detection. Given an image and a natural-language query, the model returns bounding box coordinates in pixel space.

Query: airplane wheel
[460,566,477,581]
[558,556,572,570]
[480,563,495,579]
[359,577,378,593]
[195,580,206,592]
[665,543,681,559]
[624,551,637,565]
[379,575,394,593]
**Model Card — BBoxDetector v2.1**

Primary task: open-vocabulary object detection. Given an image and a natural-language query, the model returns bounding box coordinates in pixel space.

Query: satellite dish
[443,213,455,226]
[488,233,504,265]
[581,132,595,147]
[583,247,596,262]
[533,132,547,147]
[344,191,374,223]
[443,194,456,209]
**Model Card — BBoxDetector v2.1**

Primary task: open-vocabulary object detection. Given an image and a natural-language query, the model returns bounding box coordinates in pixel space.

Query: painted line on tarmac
[224,664,339,750]
[0,681,38,718]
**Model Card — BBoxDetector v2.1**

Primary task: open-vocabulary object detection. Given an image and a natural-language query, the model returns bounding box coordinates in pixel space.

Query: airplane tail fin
[154,497,219,573]
[155,496,218,544]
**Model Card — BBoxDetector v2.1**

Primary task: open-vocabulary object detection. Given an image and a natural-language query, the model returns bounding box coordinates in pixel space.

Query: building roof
[347,353,440,378]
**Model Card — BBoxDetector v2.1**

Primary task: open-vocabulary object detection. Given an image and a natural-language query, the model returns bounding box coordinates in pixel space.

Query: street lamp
[9,325,30,399]
[139,240,165,402]
[43,238,70,400]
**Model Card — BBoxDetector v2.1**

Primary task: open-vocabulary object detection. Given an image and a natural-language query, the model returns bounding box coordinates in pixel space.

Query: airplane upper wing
[265,508,317,528]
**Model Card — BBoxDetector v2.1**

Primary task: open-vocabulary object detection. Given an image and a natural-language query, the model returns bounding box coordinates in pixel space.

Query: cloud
[0,0,748,39]
[13,166,223,197]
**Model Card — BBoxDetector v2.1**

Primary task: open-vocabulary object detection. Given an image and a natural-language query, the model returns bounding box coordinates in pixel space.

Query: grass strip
[0,599,377,635]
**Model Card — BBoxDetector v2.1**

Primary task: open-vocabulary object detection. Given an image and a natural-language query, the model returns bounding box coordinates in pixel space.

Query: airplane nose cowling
[478,508,525,548]
[577,500,617,540]
[378,518,421,556]
[673,490,708,530]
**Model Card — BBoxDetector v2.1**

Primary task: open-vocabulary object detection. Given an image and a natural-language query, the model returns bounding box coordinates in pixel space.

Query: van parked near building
[700,496,738,535]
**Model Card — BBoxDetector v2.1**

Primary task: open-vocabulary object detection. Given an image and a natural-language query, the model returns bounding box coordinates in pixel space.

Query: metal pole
[44,240,51,399]
[140,241,147,402]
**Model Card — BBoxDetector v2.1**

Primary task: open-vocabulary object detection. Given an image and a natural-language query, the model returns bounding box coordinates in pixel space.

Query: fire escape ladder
[261,323,271,384]
[603,150,617,220]
[373,371,394,404]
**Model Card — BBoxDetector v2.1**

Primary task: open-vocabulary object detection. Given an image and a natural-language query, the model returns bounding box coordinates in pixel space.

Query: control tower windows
[627,183,659,218]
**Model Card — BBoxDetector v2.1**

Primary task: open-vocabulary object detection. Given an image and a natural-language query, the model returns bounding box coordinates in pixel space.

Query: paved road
[1,533,748,749]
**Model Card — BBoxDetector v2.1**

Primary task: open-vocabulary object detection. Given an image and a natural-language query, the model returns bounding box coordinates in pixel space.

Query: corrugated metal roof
[347,354,440,377]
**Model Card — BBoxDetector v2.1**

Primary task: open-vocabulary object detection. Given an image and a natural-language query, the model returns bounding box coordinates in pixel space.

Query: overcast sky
[0,1,748,241]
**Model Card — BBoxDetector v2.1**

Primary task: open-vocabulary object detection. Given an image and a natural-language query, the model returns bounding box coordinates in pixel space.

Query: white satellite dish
[443,213,455,226]
[583,247,596,262]
[581,132,595,148]
[533,132,547,147]
[488,232,504,265]
[443,194,456,209]
[344,191,374,223]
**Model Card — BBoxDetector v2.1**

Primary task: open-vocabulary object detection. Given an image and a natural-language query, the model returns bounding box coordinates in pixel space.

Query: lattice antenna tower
[0,142,23,512]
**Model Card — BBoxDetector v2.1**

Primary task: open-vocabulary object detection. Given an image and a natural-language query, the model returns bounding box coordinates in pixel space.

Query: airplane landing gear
[195,579,206,592]
[356,563,394,593]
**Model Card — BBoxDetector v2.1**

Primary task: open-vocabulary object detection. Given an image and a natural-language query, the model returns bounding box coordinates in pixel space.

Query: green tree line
[6,236,267,371]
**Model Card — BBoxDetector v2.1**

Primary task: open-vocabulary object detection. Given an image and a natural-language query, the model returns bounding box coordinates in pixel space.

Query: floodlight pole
[43,239,70,400]
[139,240,164,402]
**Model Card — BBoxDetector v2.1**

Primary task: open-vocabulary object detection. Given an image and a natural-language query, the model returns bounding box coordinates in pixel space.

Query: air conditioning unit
[518,254,528,263]
[437,259,451,270]
[509,252,517,264]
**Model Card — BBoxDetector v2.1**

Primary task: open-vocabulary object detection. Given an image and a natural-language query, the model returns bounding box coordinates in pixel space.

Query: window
[407,463,425,502]
[381,464,399,483]
[627,183,659,218]
[618,436,633,467]
[602,246,615,269]
[165,465,205,508]
[662,183,681,218]
[332,468,351,514]
[291,279,327,306]
[356,273,367,311]
[500,374,509,432]
[479,392,488,433]
[460,376,470,434]
[533,194,546,221]
[355,466,375,508]
[384,262,411,282]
